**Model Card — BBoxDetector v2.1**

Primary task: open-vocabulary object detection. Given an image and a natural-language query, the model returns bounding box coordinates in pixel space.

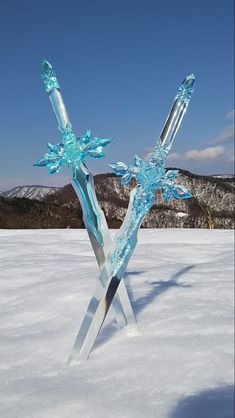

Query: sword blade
[69,74,195,363]
[41,60,137,331]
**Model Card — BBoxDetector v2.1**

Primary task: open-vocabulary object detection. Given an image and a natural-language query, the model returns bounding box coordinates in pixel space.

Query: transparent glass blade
[40,60,137,332]
[68,74,195,363]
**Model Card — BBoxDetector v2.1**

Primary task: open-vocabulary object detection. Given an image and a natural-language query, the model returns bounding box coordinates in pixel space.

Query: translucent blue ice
[34,123,112,174]
[34,61,138,336]
[41,60,60,93]
[108,74,195,275]
[110,147,192,206]
[35,61,195,362]
[175,73,195,104]
[35,61,112,174]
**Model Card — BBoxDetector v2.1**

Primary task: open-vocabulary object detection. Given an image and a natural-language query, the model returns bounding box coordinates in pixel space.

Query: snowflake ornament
[109,145,192,203]
[34,123,112,174]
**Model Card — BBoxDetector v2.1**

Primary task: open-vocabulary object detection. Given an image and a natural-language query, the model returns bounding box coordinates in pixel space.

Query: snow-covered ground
[0,229,234,418]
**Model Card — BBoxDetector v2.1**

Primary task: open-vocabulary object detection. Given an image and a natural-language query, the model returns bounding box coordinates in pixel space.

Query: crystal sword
[41,60,137,331]
[68,74,195,364]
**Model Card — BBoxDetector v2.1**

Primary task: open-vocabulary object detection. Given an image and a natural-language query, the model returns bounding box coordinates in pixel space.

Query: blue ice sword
[68,74,195,364]
[36,61,137,332]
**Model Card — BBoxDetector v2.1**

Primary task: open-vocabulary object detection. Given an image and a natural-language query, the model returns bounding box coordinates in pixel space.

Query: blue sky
[0,0,234,190]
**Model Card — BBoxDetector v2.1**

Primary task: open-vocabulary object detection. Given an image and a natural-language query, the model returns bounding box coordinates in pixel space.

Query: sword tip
[175,73,195,104]
[41,60,60,93]
[42,59,52,72]
[182,73,195,87]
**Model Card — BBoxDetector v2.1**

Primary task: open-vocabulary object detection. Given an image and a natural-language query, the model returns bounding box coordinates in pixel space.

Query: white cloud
[225,109,235,121]
[166,111,234,165]
[168,146,225,162]
[185,146,225,160]
[213,124,234,144]
[167,152,182,162]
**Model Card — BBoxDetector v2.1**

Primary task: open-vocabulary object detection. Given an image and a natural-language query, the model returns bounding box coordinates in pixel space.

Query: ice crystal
[109,145,192,205]
[41,60,60,93]
[34,123,112,174]
[175,73,195,104]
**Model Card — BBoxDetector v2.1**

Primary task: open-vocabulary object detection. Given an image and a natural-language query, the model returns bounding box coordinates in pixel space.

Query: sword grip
[49,88,70,130]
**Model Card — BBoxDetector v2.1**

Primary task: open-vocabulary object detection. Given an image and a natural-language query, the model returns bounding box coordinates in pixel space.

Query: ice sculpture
[35,61,195,364]
[35,61,137,332]
[68,74,195,364]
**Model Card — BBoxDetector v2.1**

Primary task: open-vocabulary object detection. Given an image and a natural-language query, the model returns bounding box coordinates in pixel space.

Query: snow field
[0,229,234,418]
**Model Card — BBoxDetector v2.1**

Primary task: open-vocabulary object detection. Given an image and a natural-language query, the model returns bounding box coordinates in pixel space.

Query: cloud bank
[168,146,225,162]
[168,109,234,166]
[185,146,225,160]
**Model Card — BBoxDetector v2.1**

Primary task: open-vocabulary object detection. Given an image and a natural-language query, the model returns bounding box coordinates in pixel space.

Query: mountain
[0,185,60,200]
[212,174,235,179]
[0,170,234,229]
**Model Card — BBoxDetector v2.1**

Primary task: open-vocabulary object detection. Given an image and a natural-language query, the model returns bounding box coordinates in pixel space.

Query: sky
[0,0,234,190]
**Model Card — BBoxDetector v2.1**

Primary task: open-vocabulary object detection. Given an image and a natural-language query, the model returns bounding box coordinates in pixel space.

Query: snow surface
[0,229,234,418]
[0,185,59,200]
[175,212,188,218]
[212,175,234,179]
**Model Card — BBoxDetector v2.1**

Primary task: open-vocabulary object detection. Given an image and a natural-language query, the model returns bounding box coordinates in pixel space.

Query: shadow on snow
[127,265,193,316]
[169,385,234,418]
[94,265,194,350]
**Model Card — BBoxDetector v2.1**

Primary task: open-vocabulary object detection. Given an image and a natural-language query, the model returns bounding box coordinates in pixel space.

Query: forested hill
[0,170,234,229]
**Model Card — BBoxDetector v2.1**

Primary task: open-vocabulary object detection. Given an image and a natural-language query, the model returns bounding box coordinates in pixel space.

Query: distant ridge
[0,170,234,229]
[0,185,60,201]
[212,175,234,179]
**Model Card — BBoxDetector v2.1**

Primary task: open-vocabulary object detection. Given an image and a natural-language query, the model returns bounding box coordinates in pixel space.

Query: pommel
[41,60,60,93]
[175,73,195,104]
